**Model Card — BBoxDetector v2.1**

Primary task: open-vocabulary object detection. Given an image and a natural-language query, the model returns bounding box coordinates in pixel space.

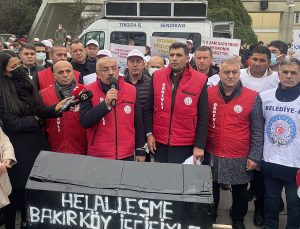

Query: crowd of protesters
[0,30,299,229]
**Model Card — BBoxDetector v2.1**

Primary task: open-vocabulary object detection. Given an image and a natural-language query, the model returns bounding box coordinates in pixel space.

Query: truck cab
[79,0,233,49]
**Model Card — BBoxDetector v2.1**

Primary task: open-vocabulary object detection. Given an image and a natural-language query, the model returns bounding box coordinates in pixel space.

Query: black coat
[0,76,57,190]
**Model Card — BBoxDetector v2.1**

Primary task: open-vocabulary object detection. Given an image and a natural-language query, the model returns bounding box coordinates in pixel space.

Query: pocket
[182,90,196,96]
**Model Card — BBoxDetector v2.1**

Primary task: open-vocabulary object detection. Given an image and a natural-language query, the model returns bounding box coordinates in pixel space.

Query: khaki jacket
[0,128,16,208]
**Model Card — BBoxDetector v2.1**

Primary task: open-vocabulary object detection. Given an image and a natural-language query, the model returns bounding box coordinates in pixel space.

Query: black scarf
[275,82,300,102]
[55,80,76,99]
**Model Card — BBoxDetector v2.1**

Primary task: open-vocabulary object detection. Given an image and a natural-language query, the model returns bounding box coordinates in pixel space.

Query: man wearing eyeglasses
[80,57,146,162]
[207,58,264,229]
[260,58,300,229]
[124,49,151,111]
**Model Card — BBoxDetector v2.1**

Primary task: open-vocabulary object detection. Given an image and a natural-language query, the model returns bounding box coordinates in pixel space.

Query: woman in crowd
[0,50,67,229]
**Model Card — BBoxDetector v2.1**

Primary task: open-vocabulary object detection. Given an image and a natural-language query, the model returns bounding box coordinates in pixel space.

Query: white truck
[79,0,234,50]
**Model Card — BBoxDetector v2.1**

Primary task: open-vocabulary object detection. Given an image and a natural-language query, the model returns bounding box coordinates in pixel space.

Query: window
[110,32,146,46]
[295,12,300,24]
[152,32,201,48]
[80,31,105,49]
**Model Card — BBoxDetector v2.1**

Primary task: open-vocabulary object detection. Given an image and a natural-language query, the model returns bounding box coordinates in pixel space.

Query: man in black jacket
[194,46,219,77]
[70,40,95,83]
[124,49,151,111]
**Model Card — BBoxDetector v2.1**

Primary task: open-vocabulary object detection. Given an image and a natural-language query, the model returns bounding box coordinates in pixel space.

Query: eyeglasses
[280,70,300,76]
[222,70,239,76]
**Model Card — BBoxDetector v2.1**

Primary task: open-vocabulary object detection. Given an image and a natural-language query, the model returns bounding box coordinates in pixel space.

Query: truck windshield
[110,32,146,46]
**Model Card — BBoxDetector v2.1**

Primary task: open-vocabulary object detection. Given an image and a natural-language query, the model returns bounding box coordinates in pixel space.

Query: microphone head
[71,84,86,98]
[78,90,93,102]
[108,76,118,85]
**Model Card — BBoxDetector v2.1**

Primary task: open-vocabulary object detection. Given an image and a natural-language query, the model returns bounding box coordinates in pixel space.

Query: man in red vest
[207,58,264,229]
[36,46,81,90]
[144,42,208,164]
[40,61,87,154]
[80,57,146,161]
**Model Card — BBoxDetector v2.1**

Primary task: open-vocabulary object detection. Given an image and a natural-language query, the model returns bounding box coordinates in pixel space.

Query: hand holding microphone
[58,84,93,113]
[106,76,119,107]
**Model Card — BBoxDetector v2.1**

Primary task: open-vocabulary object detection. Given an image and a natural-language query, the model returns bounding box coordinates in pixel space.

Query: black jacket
[0,76,57,189]
[124,73,151,112]
[71,61,95,84]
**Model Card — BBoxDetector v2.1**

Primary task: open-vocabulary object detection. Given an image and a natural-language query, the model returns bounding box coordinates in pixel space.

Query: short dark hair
[280,58,300,70]
[251,46,271,61]
[19,43,35,53]
[194,46,213,56]
[268,40,288,55]
[169,42,189,56]
[34,42,46,48]
[70,39,84,47]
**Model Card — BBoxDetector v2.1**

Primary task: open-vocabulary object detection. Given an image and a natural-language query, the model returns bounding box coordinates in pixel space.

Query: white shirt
[83,73,97,85]
[240,68,280,93]
[261,88,300,168]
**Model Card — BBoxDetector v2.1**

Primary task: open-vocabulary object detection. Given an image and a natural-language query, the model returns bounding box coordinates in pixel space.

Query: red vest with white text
[40,84,87,154]
[152,65,207,146]
[85,78,136,159]
[38,67,80,90]
[207,85,258,158]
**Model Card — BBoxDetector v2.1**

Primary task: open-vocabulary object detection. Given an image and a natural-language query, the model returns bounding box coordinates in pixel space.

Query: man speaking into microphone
[80,57,146,161]
[40,61,87,154]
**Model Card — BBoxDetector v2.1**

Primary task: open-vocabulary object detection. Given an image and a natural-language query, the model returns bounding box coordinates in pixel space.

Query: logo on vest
[124,105,132,114]
[267,115,296,147]
[184,97,192,106]
[233,105,243,113]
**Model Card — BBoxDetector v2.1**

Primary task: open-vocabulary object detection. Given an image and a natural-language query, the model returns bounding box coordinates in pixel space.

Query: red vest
[152,65,207,146]
[40,85,87,155]
[207,85,258,158]
[86,78,136,159]
[38,67,80,90]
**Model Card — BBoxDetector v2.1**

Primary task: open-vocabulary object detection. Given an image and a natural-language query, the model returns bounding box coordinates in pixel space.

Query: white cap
[86,39,99,47]
[97,49,112,57]
[41,40,53,48]
[187,39,193,45]
[127,49,144,59]
[33,38,40,42]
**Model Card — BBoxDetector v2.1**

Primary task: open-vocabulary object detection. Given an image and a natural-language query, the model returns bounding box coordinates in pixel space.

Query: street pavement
[1,188,287,229]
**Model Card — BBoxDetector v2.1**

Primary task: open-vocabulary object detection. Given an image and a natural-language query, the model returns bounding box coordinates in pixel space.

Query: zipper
[217,88,226,179]
[114,107,118,160]
[167,87,178,144]
[91,126,98,145]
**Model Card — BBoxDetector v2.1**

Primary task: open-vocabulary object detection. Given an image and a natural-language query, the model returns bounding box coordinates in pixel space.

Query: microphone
[108,76,118,107]
[60,84,86,112]
[77,90,93,103]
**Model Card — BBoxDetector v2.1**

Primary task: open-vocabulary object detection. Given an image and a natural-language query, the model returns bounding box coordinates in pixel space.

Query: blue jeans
[264,173,300,229]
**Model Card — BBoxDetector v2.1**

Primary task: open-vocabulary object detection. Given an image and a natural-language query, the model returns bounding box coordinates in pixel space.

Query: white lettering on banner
[29,193,201,228]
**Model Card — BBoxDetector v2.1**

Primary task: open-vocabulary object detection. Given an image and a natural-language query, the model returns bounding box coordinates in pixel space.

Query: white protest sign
[110,43,145,70]
[150,36,187,58]
[292,30,300,59]
[201,37,241,64]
